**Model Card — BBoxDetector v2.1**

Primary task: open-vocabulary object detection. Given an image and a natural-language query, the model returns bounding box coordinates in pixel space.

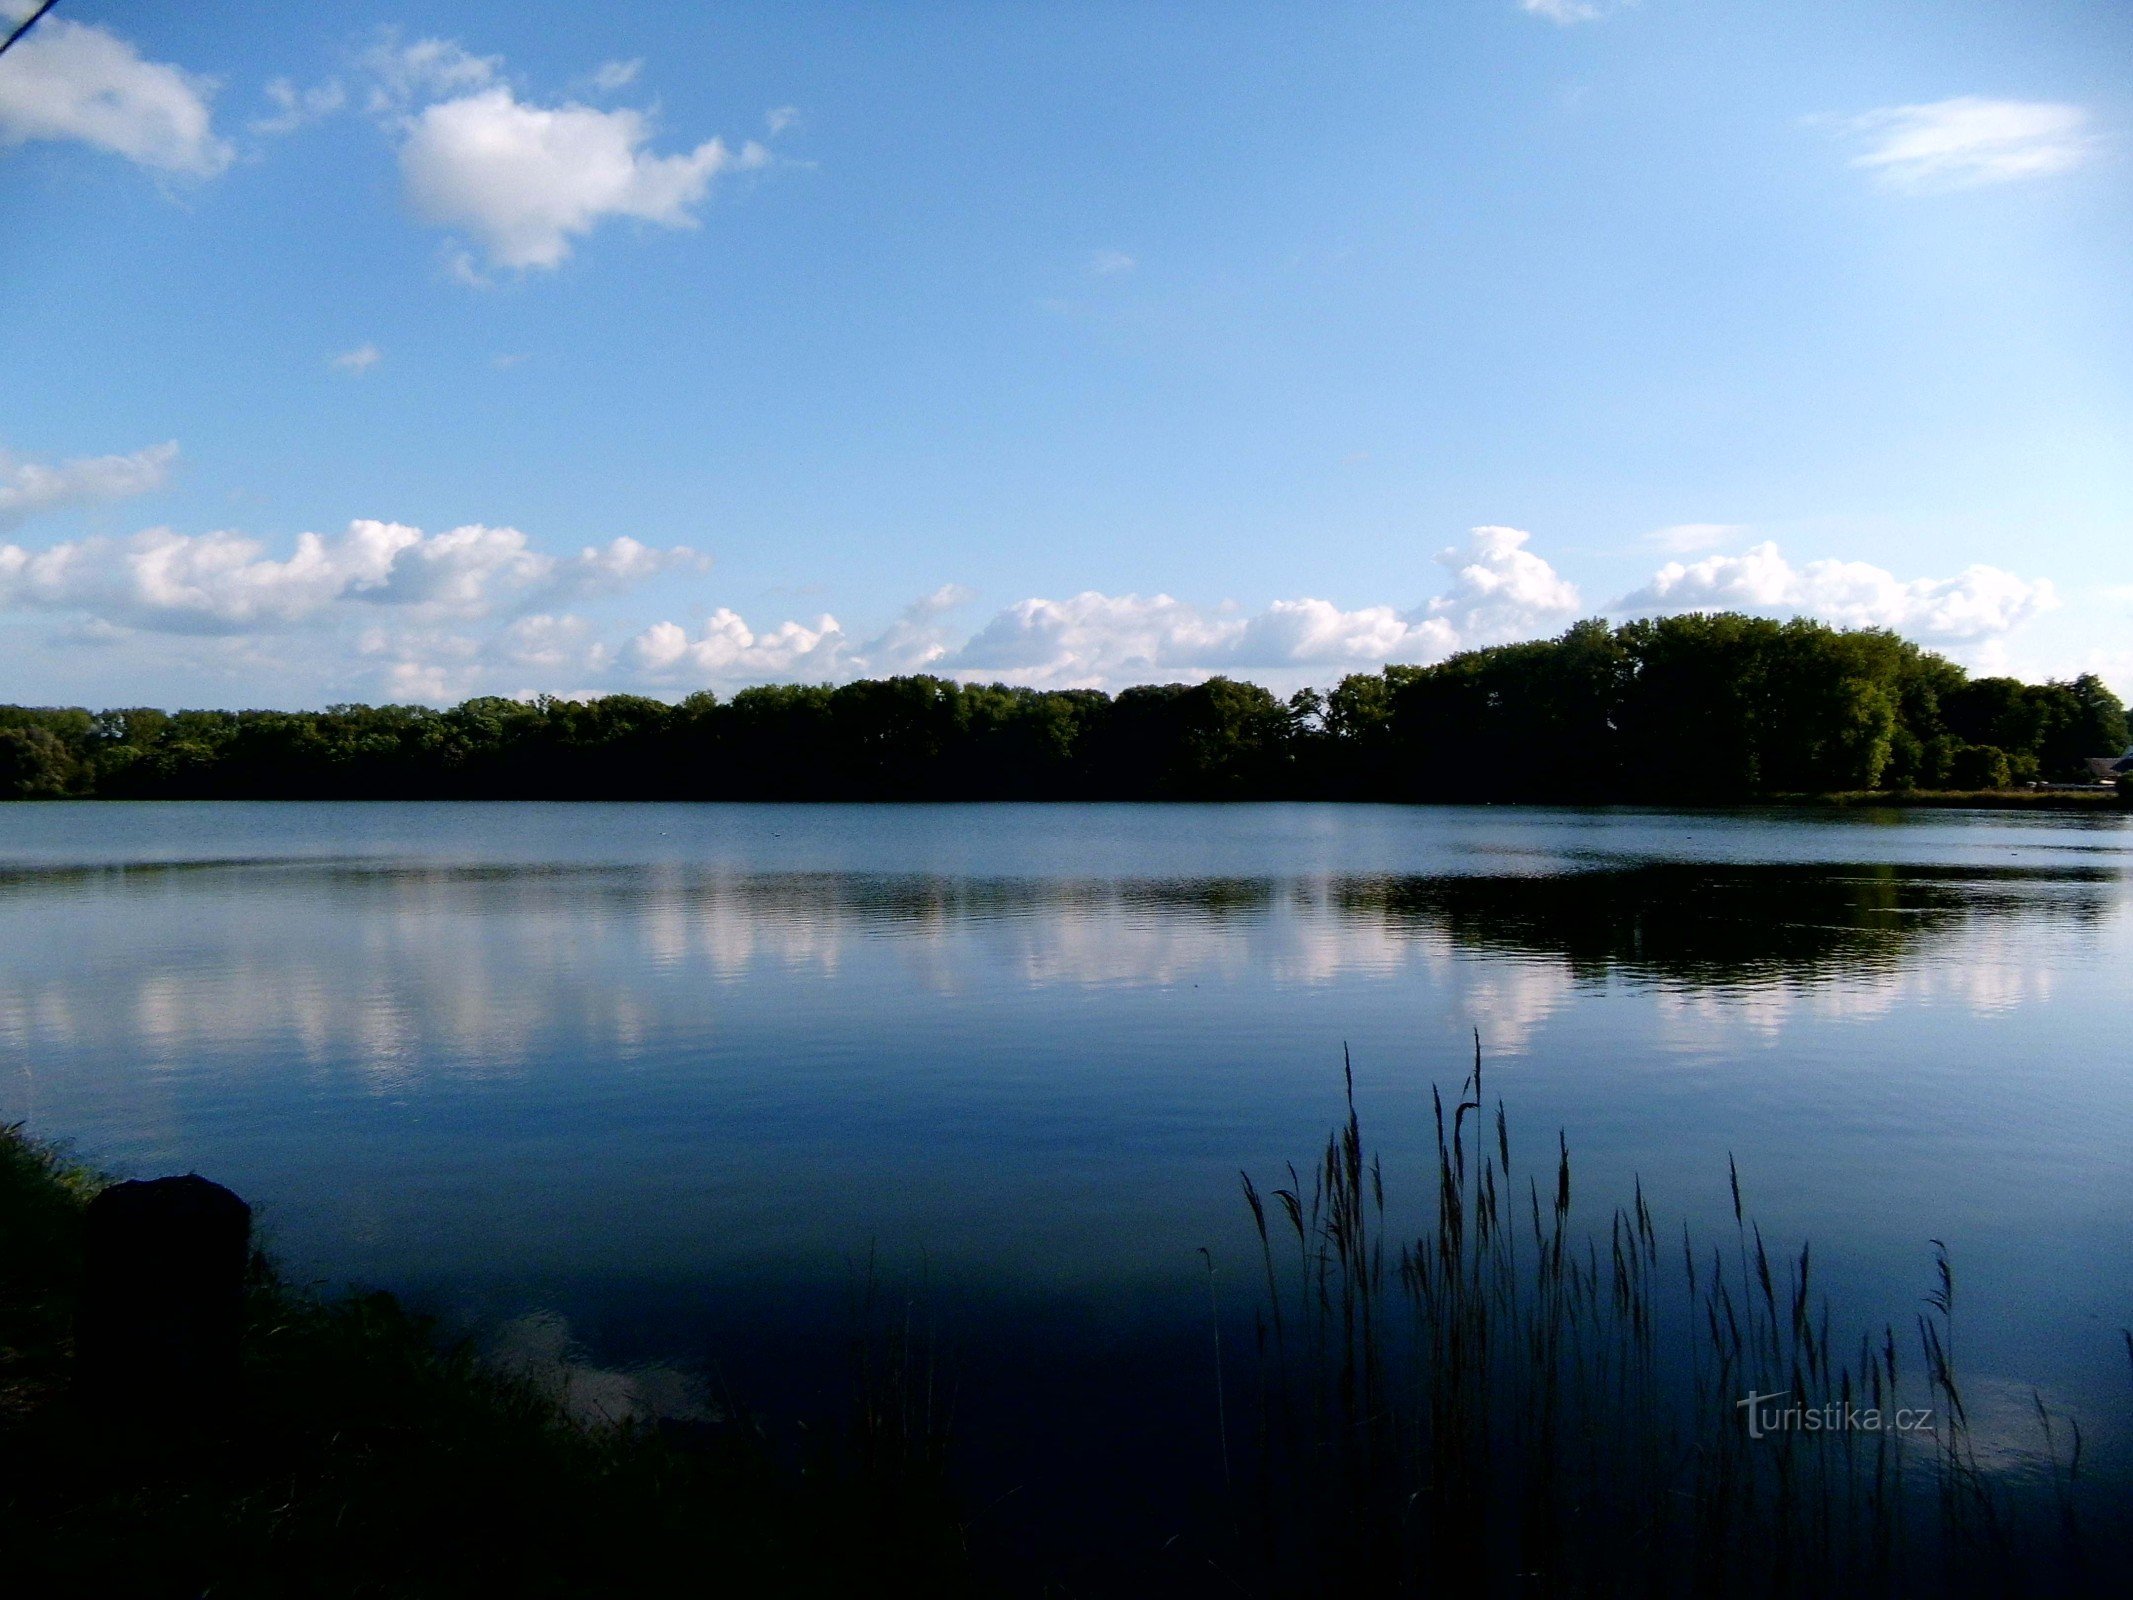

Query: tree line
[1,614,2125,803]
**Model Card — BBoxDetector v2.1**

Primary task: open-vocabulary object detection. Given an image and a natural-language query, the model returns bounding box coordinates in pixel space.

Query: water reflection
[0,857,2114,1078]
[1333,862,2112,986]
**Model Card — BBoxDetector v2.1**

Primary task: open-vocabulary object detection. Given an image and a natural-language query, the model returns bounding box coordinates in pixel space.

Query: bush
[1946,741,2012,790]
[0,726,75,798]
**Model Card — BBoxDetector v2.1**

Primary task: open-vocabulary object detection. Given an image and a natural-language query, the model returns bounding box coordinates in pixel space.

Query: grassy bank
[0,1124,972,1599]
[1778,786,2127,810]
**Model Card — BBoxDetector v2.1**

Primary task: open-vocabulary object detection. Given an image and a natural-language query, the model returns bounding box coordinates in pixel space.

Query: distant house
[2083,747,2133,782]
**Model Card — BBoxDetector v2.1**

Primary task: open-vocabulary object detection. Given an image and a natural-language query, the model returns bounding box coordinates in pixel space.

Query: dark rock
[75,1174,251,1426]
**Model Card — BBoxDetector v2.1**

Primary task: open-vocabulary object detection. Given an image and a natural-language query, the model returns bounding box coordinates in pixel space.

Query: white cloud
[766,106,800,136]
[1088,248,1136,276]
[398,84,768,272]
[330,343,382,374]
[1520,0,1607,23]
[3,510,2083,703]
[552,534,709,602]
[1423,524,1583,642]
[0,518,702,633]
[604,524,1580,696]
[357,35,769,276]
[1613,541,2056,643]
[950,591,1245,685]
[626,610,849,681]
[937,526,1581,687]
[1642,522,1741,554]
[1837,97,2096,191]
[0,440,176,529]
[250,76,345,136]
[497,612,608,672]
[361,34,499,113]
[0,13,231,175]
[857,584,977,674]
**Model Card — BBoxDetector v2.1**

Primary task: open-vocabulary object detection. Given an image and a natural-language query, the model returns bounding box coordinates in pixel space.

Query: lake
[3,801,2129,1563]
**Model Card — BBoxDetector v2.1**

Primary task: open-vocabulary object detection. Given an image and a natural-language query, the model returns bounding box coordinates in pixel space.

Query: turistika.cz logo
[1737,1390,1933,1440]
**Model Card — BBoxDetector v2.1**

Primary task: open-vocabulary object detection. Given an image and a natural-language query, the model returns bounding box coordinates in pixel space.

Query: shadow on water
[1331,861,2117,985]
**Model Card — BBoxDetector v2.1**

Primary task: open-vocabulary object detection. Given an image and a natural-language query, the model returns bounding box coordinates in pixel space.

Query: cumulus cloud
[1836,97,2096,191]
[498,612,609,672]
[353,612,625,704]
[2,510,2072,703]
[521,533,2071,700]
[552,533,710,601]
[0,11,231,175]
[613,529,2065,700]
[400,87,768,272]
[1613,541,2056,642]
[0,518,702,634]
[250,76,345,136]
[359,33,769,275]
[826,526,1584,689]
[627,610,848,681]
[1088,248,1137,276]
[330,343,382,374]
[857,584,978,674]
[607,529,1578,695]
[1425,524,1583,642]
[951,591,1246,684]
[0,440,176,530]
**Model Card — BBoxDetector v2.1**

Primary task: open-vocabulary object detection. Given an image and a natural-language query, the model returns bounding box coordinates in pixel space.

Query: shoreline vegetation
[3,615,2128,807]
[8,1061,2130,1596]
[1779,787,2124,809]
[0,1122,973,1598]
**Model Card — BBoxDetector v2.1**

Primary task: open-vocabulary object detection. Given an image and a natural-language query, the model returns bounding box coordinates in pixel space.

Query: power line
[0,1,60,62]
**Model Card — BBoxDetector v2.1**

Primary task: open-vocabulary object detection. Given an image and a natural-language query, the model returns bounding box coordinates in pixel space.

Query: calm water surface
[3,802,2129,1545]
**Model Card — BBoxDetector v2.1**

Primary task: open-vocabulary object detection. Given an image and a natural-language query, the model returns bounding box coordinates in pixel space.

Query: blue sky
[2,0,2128,707]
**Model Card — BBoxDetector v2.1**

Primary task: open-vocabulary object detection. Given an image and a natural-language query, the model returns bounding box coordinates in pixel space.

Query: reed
[1236,1044,2121,1596]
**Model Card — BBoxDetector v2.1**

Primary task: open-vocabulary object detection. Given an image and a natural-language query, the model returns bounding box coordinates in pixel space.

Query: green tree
[2032,674,2129,779]
[0,726,77,798]
[1947,743,2012,790]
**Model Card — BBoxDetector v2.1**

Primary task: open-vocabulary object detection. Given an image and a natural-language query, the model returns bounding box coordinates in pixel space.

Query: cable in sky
[0,1,60,62]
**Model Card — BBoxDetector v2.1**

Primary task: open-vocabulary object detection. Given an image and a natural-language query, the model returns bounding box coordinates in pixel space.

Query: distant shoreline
[4,614,2128,807]
[1777,786,2125,810]
[3,789,2123,811]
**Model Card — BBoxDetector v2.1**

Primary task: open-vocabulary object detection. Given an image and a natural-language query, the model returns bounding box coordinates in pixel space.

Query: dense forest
[1,614,2126,804]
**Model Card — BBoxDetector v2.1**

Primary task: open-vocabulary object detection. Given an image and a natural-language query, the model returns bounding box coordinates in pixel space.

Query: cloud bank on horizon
[0,460,2065,704]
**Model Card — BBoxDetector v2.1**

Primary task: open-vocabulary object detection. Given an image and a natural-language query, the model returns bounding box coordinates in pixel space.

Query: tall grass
[1236,1044,2121,1596]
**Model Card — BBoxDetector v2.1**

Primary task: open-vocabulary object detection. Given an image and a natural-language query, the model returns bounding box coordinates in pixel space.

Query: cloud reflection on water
[0,858,2114,1079]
